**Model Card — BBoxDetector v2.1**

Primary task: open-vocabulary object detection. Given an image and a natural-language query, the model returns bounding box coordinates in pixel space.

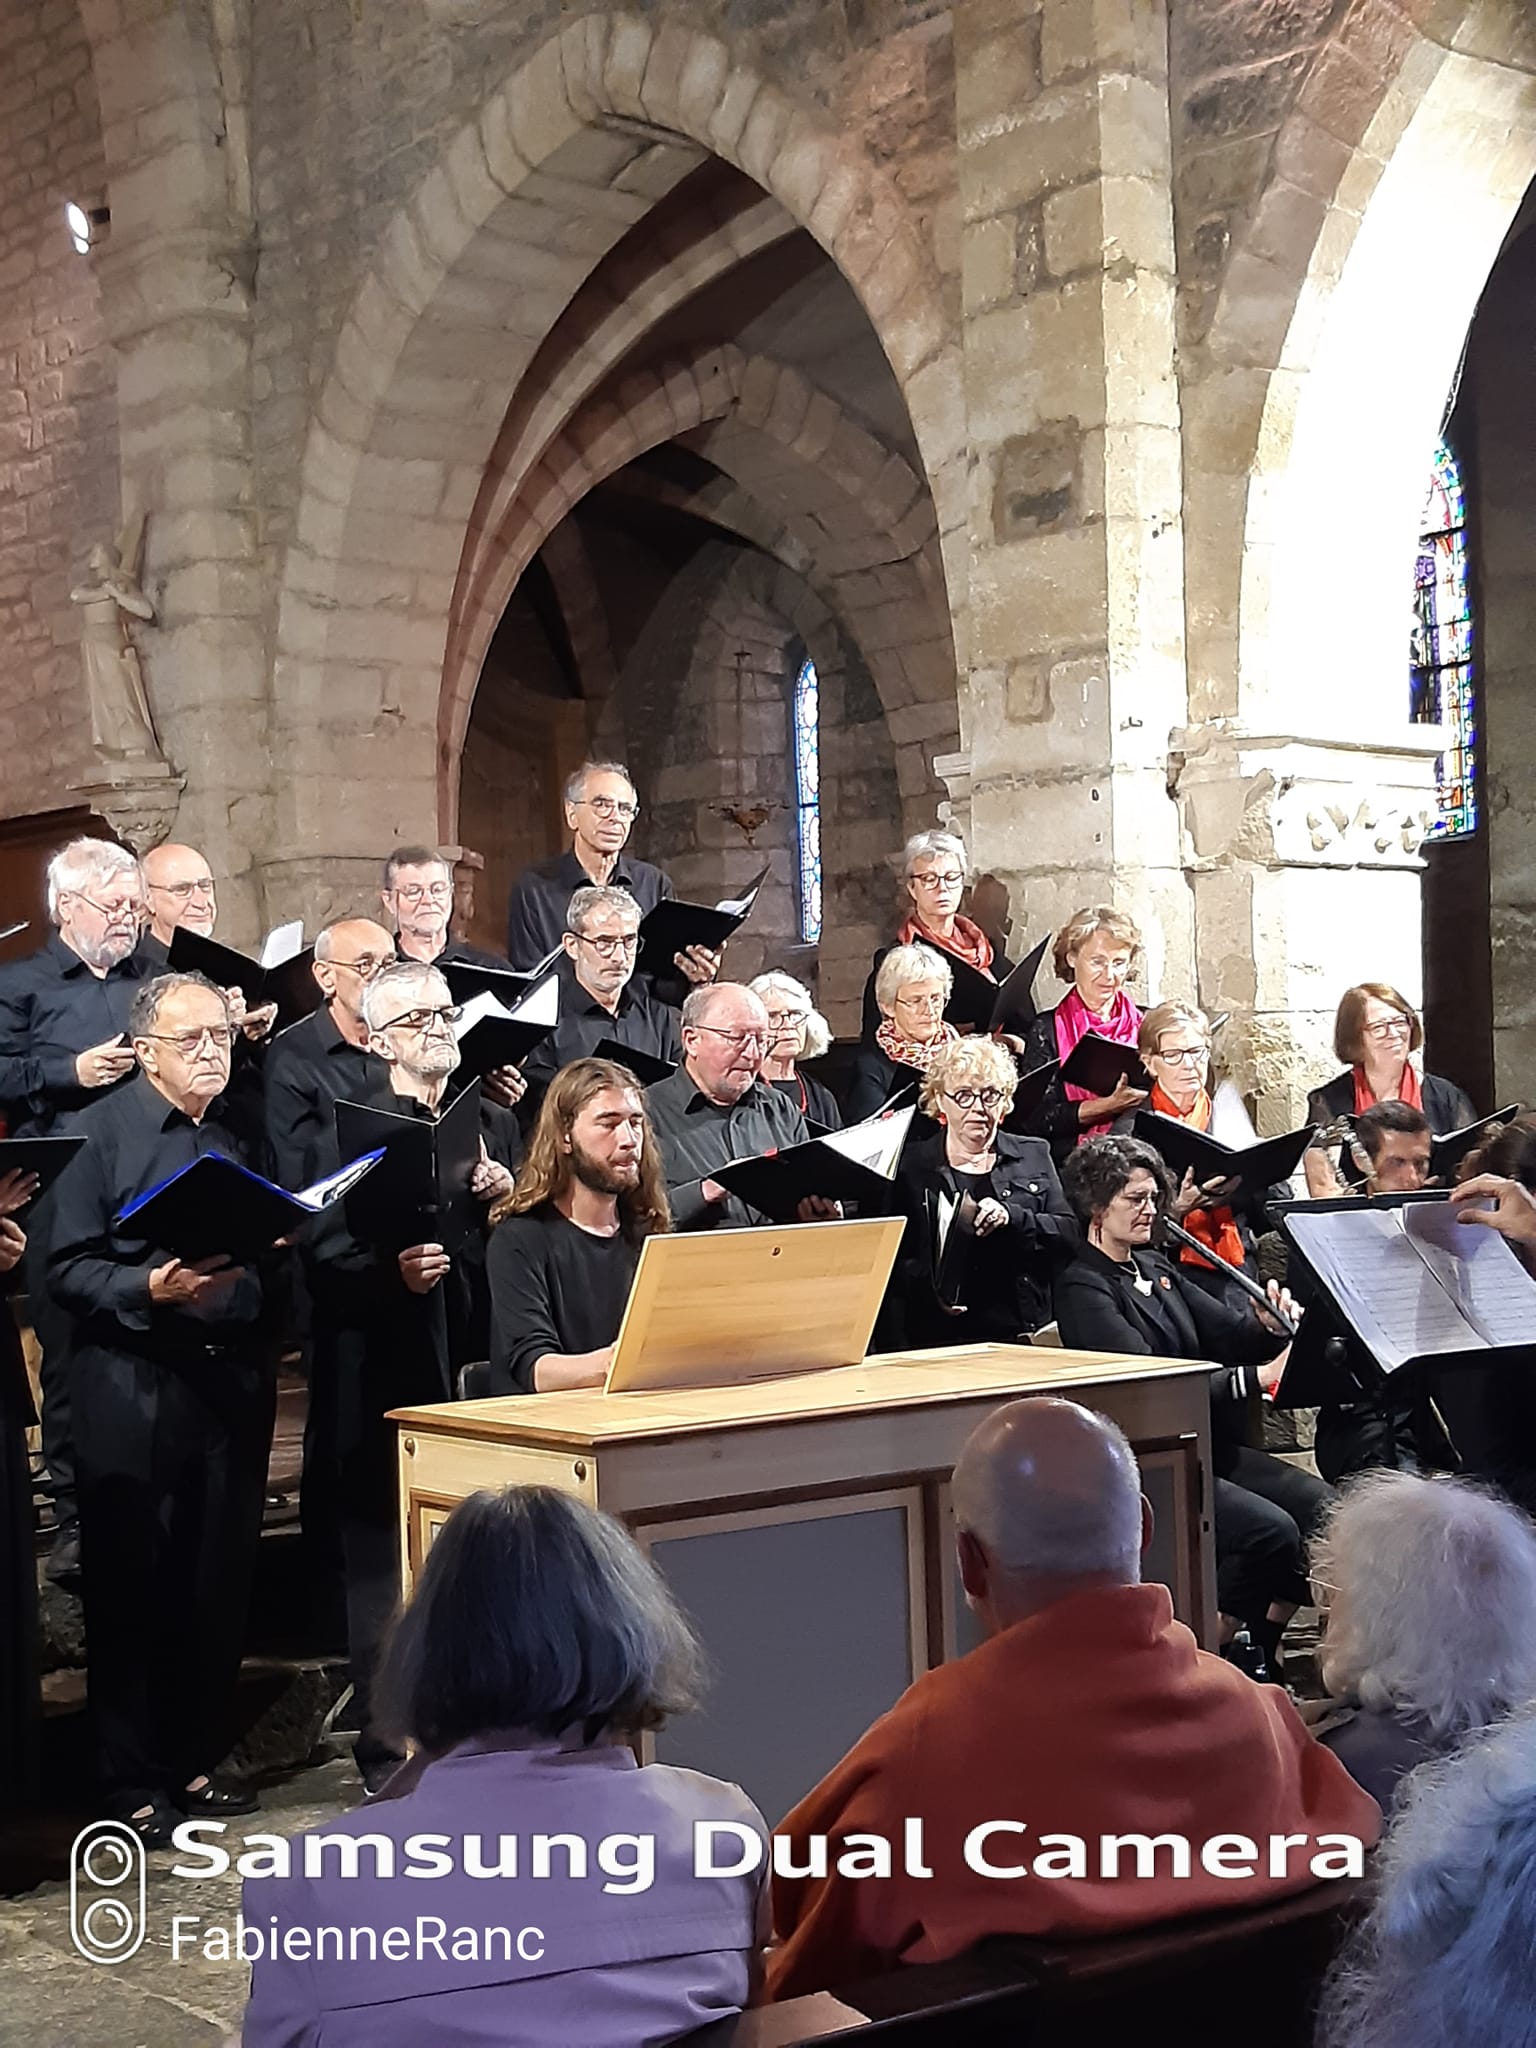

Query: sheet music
[297,1147,386,1210]
[1286,1207,1489,1371]
[259,919,305,969]
[1401,1199,1536,1348]
[822,1103,914,1181]
[506,971,559,1025]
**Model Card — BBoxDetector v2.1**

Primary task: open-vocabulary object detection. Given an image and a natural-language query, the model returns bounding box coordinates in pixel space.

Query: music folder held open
[168,920,320,1030]
[634,868,769,980]
[1279,1190,1536,1398]
[1134,1110,1314,1208]
[710,1102,914,1222]
[0,1134,88,1203]
[451,971,558,1079]
[1058,1031,1151,1096]
[334,1081,484,1251]
[113,1148,382,1263]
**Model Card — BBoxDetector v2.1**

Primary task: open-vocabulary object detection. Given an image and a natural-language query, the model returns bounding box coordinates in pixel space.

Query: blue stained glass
[792,656,822,943]
[1410,439,1477,837]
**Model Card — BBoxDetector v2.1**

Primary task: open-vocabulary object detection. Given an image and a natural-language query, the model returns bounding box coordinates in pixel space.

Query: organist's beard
[569,1139,641,1199]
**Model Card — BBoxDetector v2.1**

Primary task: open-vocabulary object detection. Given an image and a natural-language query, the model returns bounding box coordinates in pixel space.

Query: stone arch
[269,9,960,904]
[1181,2,1536,734]
[440,344,953,828]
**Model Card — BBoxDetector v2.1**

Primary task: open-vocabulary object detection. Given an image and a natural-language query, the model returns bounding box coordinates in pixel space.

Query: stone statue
[70,516,161,761]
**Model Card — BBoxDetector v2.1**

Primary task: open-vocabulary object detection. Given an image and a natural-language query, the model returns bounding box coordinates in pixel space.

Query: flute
[1158,1214,1300,1338]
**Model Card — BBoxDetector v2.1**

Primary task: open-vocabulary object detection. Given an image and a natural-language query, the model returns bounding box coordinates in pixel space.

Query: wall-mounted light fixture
[65,200,110,254]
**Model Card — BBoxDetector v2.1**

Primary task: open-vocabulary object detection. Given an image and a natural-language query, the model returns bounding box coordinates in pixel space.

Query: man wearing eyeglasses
[139,842,279,1043]
[504,760,721,998]
[516,885,682,1126]
[262,918,396,1192]
[47,971,277,1844]
[646,982,840,1230]
[0,836,152,1577]
[303,961,520,1789]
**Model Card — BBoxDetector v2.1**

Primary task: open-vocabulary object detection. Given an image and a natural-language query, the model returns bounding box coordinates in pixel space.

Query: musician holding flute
[1054,1135,1330,1680]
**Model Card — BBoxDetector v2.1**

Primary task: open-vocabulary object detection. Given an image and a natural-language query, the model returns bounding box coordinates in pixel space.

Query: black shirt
[486,1204,641,1393]
[1306,1068,1476,1185]
[517,956,682,1124]
[646,1065,810,1229]
[47,1072,265,1342]
[505,848,673,970]
[770,1069,841,1131]
[394,934,509,973]
[0,934,153,1135]
[263,1004,380,1191]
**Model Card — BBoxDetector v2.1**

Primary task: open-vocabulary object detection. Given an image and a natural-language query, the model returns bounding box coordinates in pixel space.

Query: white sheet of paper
[1287,1205,1517,1371]
[454,988,514,1034]
[297,1147,385,1210]
[822,1103,914,1182]
[507,971,559,1026]
[1208,1079,1259,1150]
[1401,1199,1536,1348]
[259,919,305,969]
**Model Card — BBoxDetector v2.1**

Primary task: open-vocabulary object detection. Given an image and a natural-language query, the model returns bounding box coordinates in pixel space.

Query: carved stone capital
[1169,719,1445,872]
[71,761,186,854]
[933,748,972,840]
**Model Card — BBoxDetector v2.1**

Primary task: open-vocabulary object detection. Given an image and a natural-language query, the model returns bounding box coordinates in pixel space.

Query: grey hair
[128,971,230,1038]
[902,830,969,879]
[951,1398,1143,1582]
[748,971,831,1060]
[564,759,636,806]
[46,837,140,921]
[1317,1710,1536,2048]
[1313,1470,1536,1743]
[361,959,448,1033]
[381,844,449,891]
[679,980,765,1032]
[566,884,641,936]
[874,942,953,1012]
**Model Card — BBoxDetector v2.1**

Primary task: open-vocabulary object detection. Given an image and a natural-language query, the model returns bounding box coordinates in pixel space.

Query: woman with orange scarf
[859,831,1014,1040]
[1303,982,1473,1196]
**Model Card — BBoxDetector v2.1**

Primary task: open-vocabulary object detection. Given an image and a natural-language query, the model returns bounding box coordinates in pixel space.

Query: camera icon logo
[69,1821,147,1964]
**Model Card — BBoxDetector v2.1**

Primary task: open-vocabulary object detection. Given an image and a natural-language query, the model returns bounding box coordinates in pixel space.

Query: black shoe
[1221,1629,1277,1685]
[44,1524,81,1588]
[178,1779,259,1816]
[106,1794,181,1849]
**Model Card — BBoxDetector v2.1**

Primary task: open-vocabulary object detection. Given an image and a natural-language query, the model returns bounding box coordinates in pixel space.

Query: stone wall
[0,0,116,815]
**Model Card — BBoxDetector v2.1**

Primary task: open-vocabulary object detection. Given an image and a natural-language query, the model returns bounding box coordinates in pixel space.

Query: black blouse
[1306,1068,1475,1184]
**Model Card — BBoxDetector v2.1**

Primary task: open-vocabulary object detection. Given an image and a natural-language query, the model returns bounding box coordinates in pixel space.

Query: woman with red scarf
[1020,906,1147,1163]
[859,832,1014,1040]
[1303,982,1473,1196]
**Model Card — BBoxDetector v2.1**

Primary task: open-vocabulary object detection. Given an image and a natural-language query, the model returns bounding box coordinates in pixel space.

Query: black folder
[167,927,320,1031]
[934,1187,983,1310]
[334,1081,484,1251]
[1133,1112,1314,1208]
[438,958,548,1009]
[0,1135,87,1202]
[710,1104,913,1224]
[113,1147,382,1263]
[592,1038,677,1087]
[939,952,1003,1033]
[635,868,769,980]
[1430,1104,1523,1180]
[452,974,559,1080]
[1058,1032,1151,1095]
[988,935,1049,1034]
[1002,1058,1058,1132]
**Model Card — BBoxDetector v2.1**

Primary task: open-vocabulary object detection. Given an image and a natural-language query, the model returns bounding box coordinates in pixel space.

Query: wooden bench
[687,1871,1373,2046]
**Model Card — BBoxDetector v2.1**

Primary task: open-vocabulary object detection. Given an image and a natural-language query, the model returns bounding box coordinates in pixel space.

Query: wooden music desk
[392,1344,1215,1824]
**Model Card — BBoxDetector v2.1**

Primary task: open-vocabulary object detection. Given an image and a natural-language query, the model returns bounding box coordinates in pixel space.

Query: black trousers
[25,1196,76,1527]
[1214,1446,1332,1624]
[1,1396,39,1811]
[71,1337,275,1805]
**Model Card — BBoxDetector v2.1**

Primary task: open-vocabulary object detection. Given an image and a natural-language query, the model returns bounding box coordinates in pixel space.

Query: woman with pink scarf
[1020,907,1148,1163]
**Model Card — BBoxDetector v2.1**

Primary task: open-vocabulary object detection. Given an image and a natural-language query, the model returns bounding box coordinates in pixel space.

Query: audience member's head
[46,837,143,970]
[1051,906,1142,1016]
[1333,982,1422,1068]
[920,1034,1017,1150]
[1137,1000,1211,1114]
[1062,1135,1172,1256]
[312,917,395,1024]
[129,971,233,1115]
[141,843,217,945]
[380,845,452,958]
[563,885,641,1006]
[1313,1470,1536,1745]
[679,982,770,1105]
[900,830,969,933]
[1353,1100,1432,1193]
[749,971,830,1072]
[493,1056,669,1241]
[363,960,459,1089]
[1316,1710,1536,2048]
[873,941,953,1047]
[378,1485,703,1754]
[564,761,639,864]
[1459,1111,1536,1190]
[950,1397,1147,1635]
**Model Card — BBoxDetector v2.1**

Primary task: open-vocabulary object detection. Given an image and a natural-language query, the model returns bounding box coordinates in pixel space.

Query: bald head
[951,1398,1144,1625]
[312,917,396,1031]
[142,842,217,943]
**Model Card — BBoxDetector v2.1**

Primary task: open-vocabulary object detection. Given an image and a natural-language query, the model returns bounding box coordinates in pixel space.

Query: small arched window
[792,655,822,943]
[1410,438,1477,837]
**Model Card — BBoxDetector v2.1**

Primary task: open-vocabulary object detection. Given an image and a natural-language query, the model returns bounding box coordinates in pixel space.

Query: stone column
[949,0,1192,1000]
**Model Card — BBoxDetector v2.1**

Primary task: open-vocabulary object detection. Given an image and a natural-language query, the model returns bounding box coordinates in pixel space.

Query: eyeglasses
[390,881,452,904]
[1363,1016,1412,1039]
[331,953,390,979]
[1116,1187,1162,1210]
[909,869,965,890]
[378,1004,462,1034]
[894,991,946,1011]
[764,1010,809,1030]
[692,1025,768,1051]
[148,877,216,901]
[141,1024,233,1054]
[574,931,639,958]
[945,1087,1007,1112]
[578,797,639,822]
[70,892,141,924]
[1154,1046,1207,1067]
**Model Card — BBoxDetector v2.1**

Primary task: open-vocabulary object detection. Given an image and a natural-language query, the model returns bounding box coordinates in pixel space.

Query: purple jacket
[241,1734,767,2047]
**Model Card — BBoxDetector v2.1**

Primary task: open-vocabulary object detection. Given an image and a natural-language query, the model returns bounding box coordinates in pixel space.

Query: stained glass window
[1410,439,1477,837]
[792,655,822,943]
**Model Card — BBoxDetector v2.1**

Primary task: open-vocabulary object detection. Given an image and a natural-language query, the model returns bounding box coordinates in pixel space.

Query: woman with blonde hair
[487,1057,669,1392]
[1304,981,1473,1194]
[846,942,959,1125]
[888,1035,1075,1346]
[1019,906,1148,1161]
